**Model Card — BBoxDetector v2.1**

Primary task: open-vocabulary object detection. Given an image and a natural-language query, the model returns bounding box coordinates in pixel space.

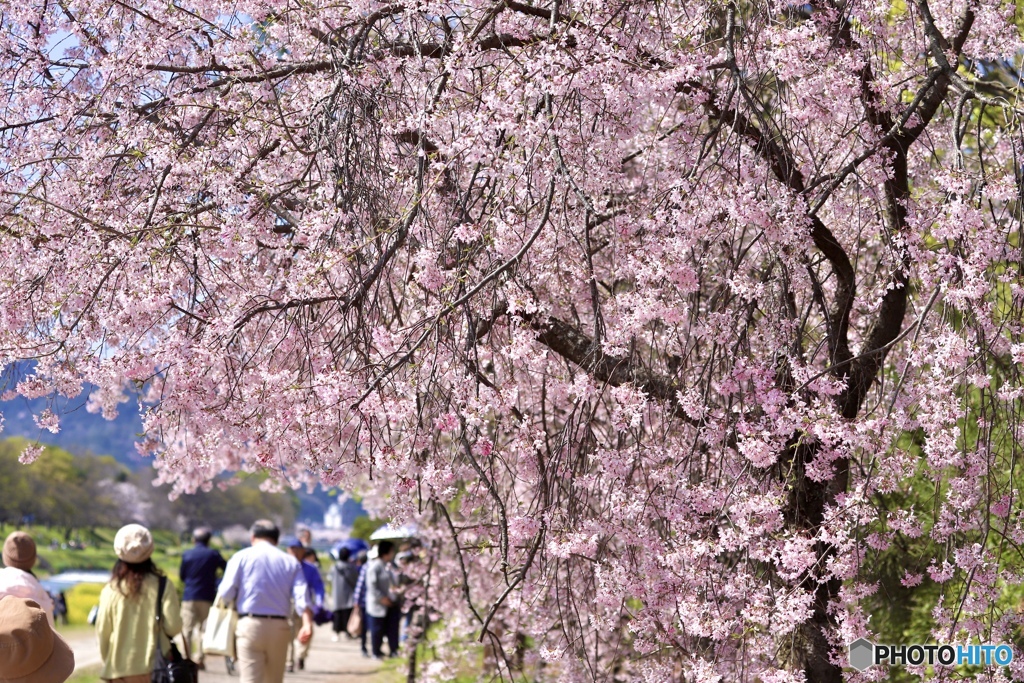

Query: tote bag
[201,602,238,659]
[346,606,362,636]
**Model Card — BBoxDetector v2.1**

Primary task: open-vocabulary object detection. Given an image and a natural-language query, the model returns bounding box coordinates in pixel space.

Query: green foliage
[392,619,487,683]
[67,669,101,683]
[29,525,181,573]
[0,437,300,535]
[859,355,1024,681]
[0,438,122,532]
[168,473,299,532]
[350,516,388,540]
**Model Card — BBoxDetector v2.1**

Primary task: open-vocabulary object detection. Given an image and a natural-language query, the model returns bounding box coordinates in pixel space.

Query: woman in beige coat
[96,524,182,683]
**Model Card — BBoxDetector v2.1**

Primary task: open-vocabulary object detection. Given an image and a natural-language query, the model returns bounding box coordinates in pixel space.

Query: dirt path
[67,623,384,683]
[199,626,383,683]
[57,625,104,672]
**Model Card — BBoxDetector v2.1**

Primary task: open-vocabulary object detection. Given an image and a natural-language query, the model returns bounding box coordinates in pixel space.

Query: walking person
[179,526,227,671]
[96,524,183,683]
[0,532,54,627]
[215,520,313,683]
[54,591,69,626]
[296,527,319,563]
[0,595,75,683]
[329,546,359,641]
[351,550,370,657]
[365,541,402,659]
[286,540,324,672]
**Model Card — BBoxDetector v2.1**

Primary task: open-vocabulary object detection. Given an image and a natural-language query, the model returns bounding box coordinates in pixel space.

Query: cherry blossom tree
[2,0,1024,680]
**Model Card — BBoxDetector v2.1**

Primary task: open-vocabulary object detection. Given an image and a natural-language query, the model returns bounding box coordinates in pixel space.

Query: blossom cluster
[1,0,1023,680]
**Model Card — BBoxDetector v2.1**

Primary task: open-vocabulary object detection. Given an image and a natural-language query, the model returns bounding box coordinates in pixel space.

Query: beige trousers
[237,616,292,683]
[289,616,314,666]
[103,676,150,683]
[181,599,212,662]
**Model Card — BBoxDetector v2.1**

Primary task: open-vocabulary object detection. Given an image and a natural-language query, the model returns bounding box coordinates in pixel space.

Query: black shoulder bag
[152,575,199,683]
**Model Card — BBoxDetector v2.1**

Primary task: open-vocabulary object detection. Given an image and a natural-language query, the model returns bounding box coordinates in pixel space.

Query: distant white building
[323,503,343,530]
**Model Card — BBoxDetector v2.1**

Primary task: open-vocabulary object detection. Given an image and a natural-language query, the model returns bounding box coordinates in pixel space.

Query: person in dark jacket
[329,547,360,641]
[178,527,227,670]
[54,592,68,626]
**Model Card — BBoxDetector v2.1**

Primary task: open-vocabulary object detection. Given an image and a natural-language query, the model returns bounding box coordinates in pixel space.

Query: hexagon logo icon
[848,638,875,671]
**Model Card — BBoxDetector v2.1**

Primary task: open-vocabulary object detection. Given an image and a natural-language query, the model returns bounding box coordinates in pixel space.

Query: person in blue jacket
[287,539,324,671]
[178,527,226,670]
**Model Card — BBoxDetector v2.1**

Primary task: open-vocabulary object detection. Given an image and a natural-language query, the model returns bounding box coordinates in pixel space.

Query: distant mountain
[1,391,146,466]
[1,382,365,524]
[294,487,339,525]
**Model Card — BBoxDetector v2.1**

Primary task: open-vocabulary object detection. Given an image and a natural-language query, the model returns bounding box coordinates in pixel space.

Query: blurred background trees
[0,437,298,535]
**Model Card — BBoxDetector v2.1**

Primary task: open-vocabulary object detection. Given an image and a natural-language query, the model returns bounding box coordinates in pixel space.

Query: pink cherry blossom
[1,0,1023,680]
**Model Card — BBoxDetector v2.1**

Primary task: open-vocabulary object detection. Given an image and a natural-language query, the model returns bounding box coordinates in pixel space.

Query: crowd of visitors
[0,523,427,683]
[346,539,425,660]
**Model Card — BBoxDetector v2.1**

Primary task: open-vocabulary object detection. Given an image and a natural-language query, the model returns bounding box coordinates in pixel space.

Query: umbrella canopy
[369,524,418,541]
[332,537,369,558]
[280,535,302,549]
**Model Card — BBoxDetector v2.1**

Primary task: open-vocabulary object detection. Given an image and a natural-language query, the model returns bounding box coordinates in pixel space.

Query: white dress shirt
[215,541,309,617]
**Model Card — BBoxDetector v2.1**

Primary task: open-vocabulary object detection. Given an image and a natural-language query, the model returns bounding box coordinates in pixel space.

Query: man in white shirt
[216,520,313,683]
[0,532,53,627]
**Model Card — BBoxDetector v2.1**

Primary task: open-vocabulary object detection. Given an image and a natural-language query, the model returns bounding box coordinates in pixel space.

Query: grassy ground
[64,583,104,625]
[372,623,484,683]
[17,525,183,572]
[68,668,101,683]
